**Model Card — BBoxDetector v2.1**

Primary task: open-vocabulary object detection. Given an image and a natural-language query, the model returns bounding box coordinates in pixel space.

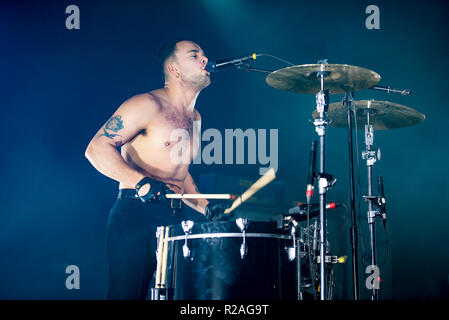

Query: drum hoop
[168,232,294,241]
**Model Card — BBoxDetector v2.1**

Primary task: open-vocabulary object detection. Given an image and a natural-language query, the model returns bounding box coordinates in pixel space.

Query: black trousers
[106,189,192,300]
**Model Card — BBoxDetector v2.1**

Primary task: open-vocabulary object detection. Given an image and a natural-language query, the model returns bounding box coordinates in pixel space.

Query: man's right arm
[84,94,157,188]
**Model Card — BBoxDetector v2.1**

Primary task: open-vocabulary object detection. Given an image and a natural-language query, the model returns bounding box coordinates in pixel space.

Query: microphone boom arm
[369,85,411,96]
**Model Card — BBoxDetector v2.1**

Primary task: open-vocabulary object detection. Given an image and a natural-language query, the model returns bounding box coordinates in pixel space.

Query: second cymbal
[312,100,425,130]
[266,63,381,94]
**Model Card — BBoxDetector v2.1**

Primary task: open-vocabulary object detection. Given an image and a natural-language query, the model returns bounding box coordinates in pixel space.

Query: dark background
[1,0,448,299]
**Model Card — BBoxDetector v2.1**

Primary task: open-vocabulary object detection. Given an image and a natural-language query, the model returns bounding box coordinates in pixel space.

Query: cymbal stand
[361,105,381,300]
[312,61,335,300]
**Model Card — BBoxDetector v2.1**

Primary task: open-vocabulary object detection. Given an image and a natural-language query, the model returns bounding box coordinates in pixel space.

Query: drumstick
[166,194,235,200]
[224,168,276,214]
[160,226,170,288]
[155,226,165,289]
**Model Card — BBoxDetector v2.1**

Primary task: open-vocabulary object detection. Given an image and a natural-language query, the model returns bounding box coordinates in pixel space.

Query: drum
[156,219,309,300]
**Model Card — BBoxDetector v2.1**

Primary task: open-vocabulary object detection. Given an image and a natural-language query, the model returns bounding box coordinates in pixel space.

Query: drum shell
[164,221,302,300]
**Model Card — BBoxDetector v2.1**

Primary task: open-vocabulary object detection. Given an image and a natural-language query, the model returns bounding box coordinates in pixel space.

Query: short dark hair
[157,38,194,79]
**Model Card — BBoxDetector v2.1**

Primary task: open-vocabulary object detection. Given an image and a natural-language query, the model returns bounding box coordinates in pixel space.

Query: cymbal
[312,100,425,130]
[266,64,381,94]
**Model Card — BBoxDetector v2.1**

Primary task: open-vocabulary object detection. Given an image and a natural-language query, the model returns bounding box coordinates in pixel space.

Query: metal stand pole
[318,131,327,300]
[362,106,381,300]
[342,92,360,300]
[313,62,331,300]
[296,234,303,300]
[366,162,378,300]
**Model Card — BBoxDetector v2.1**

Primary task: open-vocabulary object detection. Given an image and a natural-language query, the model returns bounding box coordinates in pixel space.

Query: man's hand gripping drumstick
[169,168,276,221]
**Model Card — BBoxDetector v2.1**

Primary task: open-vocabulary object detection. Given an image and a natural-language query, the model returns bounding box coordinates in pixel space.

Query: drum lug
[286,228,298,262]
[183,243,191,260]
[240,242,248,260]
[181,220,194,260]
[285,246,296,262]
[236,218,249,259]
[236,218,249,232]
[181,220,194,233]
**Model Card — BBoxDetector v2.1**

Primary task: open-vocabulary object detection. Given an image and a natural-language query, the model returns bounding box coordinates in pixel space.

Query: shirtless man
[85,39,229,299]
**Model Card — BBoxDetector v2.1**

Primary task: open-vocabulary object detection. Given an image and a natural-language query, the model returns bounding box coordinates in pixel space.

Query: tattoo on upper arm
[100,115,124,139]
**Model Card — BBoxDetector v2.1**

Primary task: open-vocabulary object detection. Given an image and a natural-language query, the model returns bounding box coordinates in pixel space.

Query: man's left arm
[181,172,209,215]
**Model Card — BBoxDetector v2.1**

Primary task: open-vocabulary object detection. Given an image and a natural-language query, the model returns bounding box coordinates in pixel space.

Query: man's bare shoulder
[147,88,170,104]
[120,92,162,114]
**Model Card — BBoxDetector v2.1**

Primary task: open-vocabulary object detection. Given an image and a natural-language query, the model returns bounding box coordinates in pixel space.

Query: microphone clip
[316,172,337,194]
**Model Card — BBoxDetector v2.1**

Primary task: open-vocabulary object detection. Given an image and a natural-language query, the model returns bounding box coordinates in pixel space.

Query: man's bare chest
[134,109,198,148]
[164,109,195,135]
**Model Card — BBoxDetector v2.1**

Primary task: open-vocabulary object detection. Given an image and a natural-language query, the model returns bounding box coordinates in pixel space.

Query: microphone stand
[236,65,274,74]
[342,92,360,300]
[369,85,411,96]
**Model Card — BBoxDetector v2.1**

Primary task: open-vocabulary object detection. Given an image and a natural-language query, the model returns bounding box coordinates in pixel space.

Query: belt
[117,189,183,210]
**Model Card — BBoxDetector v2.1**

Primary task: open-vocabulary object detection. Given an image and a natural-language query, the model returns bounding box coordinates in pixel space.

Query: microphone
[288,202,340,215]
[206,53,257,72]
[377,176,387,226]
[306,140,318,203]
